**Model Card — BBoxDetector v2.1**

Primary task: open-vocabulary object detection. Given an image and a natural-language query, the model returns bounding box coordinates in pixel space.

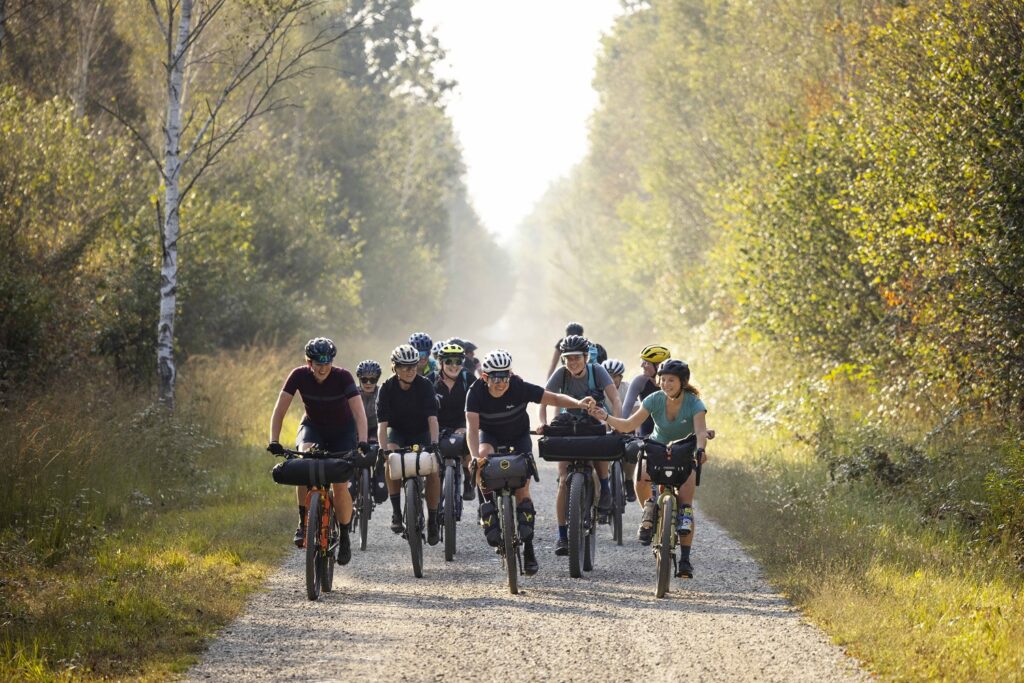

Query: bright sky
[414,0,623,243]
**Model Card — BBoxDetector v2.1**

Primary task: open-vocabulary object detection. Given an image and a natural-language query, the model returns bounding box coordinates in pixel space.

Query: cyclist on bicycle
[466,349,597,576]
[620,344,671,442]
[540,334,621,556]
[409,332,439,383]
[545,322,608,378]
[448,337,479,377]
[356,359,388,502]
[601,357,636,501]
[377,344,442,544]
[267,337,370,565]
[588,359,709,578]
[434,342,476,500]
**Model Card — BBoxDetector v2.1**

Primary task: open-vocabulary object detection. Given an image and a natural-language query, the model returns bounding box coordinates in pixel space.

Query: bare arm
[540,390,591,411]
[428,416,439,444]
[694,411,708,463]
[604,382,622,419]
[377,420,389,447]
[590,403,650,434]
[269,391,294,443]
[348,394,368,443]
[467,412,481,459]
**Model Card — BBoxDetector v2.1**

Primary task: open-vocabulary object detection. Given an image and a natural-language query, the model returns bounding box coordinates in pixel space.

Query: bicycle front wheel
[584,499,597,572]
[611,461,624,546]
[500,493,518,594]
[358,469,371,551]
[305,491,322,601]
[655,496,674,598]
[568,473,585,579]
[321,503,337,592]
[443,465,457,562]
[404,478,424,578]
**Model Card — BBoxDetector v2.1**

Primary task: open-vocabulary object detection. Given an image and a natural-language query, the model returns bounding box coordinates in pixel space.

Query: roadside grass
[700,412,1024,682]
[0,345,311,680]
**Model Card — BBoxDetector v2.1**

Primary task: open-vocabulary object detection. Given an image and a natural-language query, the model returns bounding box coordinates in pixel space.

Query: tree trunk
[157,0,193,409]
[0,0,7,62]
[72,0,106,119]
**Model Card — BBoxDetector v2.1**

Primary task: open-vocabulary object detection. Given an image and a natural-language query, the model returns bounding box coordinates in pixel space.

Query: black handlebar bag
[439,431,469,459]
[272,456,354,487]
[538,434,625,462]
[544,412,606,437]
[644,434,697,487]
[480,453,532,491]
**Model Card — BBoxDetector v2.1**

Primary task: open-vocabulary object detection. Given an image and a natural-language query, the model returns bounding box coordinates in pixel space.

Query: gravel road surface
[188,459,866,682]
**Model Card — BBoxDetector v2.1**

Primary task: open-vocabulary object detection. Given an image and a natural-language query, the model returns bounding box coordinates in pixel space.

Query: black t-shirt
[465,375,545,442]
[435,369,472,431]
[282,366,358,429]
[376,374,438,436]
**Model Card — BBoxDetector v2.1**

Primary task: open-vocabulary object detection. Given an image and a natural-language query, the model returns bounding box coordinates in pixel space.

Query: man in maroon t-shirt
[268,337,369,564]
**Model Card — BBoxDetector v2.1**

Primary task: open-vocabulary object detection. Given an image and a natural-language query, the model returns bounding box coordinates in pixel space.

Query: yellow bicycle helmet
[640,344,671,364]
[438,342,466,359]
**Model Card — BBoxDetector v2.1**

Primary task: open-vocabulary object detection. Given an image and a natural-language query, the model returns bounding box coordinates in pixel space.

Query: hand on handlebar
[534,424,546,436]
[267,441,284,456]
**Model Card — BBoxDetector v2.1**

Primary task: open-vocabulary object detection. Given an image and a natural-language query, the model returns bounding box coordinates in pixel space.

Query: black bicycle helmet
[565,321,584,336]
[558,334,590,355]
[657,359,690,384]
[408,332,433,354]
[356,359,382,378]
[305,337,337,363]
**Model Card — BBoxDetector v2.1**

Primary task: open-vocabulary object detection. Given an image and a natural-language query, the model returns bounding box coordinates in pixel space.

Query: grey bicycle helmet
[602,358,626,377]
[480,349,513,373]
[391,344,420,366]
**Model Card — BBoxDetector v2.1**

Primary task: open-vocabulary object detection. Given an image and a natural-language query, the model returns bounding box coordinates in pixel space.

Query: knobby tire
[501,493,518,595]
[611,461,624,546]
[305,491,322,601]
[358,469,371,551]
[405,478,424,578]
[443,465,457,562]
[655,496,674,598]
[568,473,584,578]
[321,503,336,592]
[583,484,596,572]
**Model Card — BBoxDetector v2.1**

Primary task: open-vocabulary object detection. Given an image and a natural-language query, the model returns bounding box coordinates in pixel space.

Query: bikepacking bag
[479,453,532,491]
[386,450,439,480]
[272,456,353,487]
[544,412,606,437]
[644,434,697,487]
[538,434,626,462]
[438,431,469,459]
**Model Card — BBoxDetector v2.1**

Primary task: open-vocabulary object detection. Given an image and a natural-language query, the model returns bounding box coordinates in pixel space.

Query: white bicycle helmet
[390,344,420,366]
[430,340,444,358]
[602,358,626,377]
[481,349,513,373]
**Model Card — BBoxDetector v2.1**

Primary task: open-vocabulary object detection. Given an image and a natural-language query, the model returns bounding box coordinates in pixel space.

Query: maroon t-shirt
[282,366,359,430]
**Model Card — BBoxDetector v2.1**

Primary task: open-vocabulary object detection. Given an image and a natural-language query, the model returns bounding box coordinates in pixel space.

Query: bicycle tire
[655,495,673,598]
[321,504,336,592]
[405,478,424,578]
[443,465,457,561]
[584,500,596,572]
[568,473,584,578]
[611,461,624,546]
[305,491,322,601]
[500,493,518,594]
[359,469,371,551]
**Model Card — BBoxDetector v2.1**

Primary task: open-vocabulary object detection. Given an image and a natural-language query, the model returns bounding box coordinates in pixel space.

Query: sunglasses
[442,358,464,366]
[358,376,379,385]
[487,373,511,383]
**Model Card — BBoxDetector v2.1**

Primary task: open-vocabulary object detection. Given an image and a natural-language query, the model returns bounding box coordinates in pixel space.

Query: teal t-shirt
[641,391,707,444]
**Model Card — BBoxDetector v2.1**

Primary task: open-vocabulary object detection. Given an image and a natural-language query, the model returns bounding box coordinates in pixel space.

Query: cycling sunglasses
[486,372,511,383]
[442,358,464,366]
[358,376,379,385]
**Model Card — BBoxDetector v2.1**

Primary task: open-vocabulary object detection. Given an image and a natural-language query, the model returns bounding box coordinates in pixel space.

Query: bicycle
[271,447,360,600]
[625,435,701,598]
[475,447,539,594]
[539,433,625,578]
[607,456,626,545]
[385,444,439,578]
[349,442,380,551]
[438,431,468,562]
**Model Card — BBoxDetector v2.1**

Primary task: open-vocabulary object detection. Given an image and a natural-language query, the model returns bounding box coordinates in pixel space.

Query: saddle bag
[438,431,469,459]
[479,453,532,491]
[644,434,697,487]
[544,412,606,437]
[538,434,625,462]
[387,450,440,480]
[272,456,353,487]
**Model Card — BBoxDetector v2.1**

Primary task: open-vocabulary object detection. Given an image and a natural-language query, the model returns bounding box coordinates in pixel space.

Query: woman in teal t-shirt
[589,359,709,579]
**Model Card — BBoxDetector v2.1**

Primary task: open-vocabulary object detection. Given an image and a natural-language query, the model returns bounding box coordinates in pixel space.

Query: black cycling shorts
[479,430,533,456]
[296,422,356,453]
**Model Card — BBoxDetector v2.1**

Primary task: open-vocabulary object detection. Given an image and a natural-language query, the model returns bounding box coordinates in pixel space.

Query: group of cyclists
[267,322,710,580]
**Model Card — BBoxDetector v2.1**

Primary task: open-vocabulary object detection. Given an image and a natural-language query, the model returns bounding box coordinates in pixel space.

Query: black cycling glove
[267,441,284,456]
[357,441,371,454]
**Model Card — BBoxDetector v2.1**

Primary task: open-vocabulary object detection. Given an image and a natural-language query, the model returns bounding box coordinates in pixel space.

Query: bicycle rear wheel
[584,497,597,572]
[305,491,322,601]
[358,469,371,551]
[611,461,624,546]
[321,504,337,592]
[500,493,518,594]
[405,478,424,578]
[443,464,457,562]
[568,473,585,578]
[655,496,673,598]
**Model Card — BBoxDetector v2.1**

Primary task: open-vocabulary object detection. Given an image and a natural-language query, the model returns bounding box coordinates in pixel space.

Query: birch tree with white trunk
[104,0,371,408]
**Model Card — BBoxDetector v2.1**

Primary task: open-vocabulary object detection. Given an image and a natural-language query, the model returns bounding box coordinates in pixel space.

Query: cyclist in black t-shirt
[267,338,370,564]
[376,344,441,543]
[434,342,476,500]
[466,349,597,576]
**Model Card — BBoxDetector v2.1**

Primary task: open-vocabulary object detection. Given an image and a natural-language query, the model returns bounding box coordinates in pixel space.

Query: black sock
[298,506,306,524]
[428,508,438,524]
[390,494,402,516]
[679,545,691,561]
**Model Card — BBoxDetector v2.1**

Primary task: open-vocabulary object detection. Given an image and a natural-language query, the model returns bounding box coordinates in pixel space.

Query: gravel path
[188,459,866,682]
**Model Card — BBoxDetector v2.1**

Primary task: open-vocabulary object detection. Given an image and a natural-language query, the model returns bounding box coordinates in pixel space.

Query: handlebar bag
[544,412,606,437]
[272,456,353,487]
[480,453,532,491]
[387,450,440,480]
[644,434,696,487]
[538,434,625,462]
[438,431,469,459]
